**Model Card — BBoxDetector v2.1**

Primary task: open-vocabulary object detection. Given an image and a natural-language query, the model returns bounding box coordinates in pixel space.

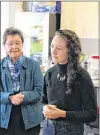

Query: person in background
[41,29,97,135]
[0,27,44,135]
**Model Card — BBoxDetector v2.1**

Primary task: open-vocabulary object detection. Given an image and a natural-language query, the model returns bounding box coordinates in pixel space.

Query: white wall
[1,2,16,58]
[1,2,9,58]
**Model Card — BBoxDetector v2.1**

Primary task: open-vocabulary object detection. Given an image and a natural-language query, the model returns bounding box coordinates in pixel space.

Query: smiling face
[51,35,68,64]
[5,34,23,62]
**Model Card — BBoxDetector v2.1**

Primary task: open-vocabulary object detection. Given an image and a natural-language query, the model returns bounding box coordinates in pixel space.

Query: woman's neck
[58,62,67,65]
[12,58,18,64]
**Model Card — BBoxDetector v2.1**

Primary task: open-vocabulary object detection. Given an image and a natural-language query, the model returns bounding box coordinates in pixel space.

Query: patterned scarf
[8,56,23,92]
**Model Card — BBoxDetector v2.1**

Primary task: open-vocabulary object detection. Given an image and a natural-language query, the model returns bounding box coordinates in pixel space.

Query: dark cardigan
[41,64,97,123]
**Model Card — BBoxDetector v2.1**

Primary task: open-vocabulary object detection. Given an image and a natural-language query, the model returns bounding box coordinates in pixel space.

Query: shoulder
[46,64,57,73]
[1,57,7,62]
[0,57,8,67]
[76,66,92,82]
[45,64,57,76]
[23,56,40,68]
[76,67,94,95]
[44,64,57,81]
[23,56,39,64]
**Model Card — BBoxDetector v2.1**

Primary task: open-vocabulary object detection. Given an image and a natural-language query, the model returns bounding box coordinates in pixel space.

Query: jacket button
[25,119,27,122]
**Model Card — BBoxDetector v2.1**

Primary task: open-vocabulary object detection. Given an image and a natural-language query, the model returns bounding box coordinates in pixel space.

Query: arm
[43,72,97,122]
[1,91,13,105]
[0,62,13,105]
[65,72,97,123]
[0,73,18,105]
[0,81,13,105]
[41,73,48,105]
[21,61,44,104]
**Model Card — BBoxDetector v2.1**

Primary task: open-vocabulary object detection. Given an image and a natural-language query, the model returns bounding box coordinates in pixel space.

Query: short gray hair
[3,27,24,45]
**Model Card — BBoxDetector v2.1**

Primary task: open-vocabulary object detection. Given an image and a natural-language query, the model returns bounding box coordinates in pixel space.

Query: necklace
[65,89,71,94]
[57,73,66,81]
[57,73,72,95]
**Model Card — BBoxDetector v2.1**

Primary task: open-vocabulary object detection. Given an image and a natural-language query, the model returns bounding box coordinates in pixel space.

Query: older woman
[41,29,97,135]
[0,27,44,135]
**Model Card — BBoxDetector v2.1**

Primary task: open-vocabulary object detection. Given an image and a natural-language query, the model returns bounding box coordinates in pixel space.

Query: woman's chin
[52,59,58,64]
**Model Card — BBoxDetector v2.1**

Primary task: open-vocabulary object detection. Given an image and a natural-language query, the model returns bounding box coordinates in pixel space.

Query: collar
[56,63,67,75]
[2,56,27,69]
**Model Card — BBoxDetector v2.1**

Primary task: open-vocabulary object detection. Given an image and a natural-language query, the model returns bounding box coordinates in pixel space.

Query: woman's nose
[12,44,17,48]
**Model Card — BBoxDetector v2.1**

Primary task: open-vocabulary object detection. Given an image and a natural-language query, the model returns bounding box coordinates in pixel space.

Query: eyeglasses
[5,42,22,46]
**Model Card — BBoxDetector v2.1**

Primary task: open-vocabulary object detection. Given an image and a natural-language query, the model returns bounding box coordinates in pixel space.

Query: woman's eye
[57,47,62,50]
[9,44,12,46]
[16,43,20,45]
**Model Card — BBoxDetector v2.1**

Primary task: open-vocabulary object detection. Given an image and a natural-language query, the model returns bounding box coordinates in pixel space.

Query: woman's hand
[43,105,66,119]
[9,93,24,105]
[43,104,56,113]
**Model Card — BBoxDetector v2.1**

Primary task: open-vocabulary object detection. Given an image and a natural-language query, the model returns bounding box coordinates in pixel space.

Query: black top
[41,64,97,123]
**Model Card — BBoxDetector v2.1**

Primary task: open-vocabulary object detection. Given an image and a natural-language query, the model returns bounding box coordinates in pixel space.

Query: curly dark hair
[55,29,81,94]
